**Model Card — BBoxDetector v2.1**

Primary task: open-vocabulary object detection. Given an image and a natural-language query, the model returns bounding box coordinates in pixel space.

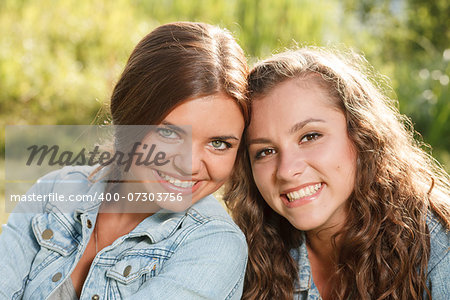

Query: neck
[94,209,152,252]
[305,220,346,274]
[306,230,339,266]
[305,228,343,300]
[100,180,160,215]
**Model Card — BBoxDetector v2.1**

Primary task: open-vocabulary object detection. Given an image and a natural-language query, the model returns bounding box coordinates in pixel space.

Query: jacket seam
[169,218,243,253]
[11,275,29,300]
[427,246,449,274]
[48,211,81,245]
[225,256,247,300]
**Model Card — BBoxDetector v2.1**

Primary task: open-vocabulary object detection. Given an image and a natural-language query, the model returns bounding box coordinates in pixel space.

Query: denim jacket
[0,166,248,300]
[291,215,450,300]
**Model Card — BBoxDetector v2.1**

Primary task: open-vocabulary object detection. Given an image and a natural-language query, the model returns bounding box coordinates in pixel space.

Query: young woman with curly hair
[225,47,449,299]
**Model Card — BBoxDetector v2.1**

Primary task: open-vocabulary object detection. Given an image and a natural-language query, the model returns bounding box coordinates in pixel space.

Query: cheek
[209,152,239,182]
[307,138,356,174]
[332,144,357,193]
[251,162,274,196]
[302,146,331,172]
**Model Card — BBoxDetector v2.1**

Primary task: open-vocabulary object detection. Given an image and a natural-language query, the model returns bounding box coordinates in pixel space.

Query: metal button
[87,219,92,228]
[92,294,100,300]
[123,265,132,277]
[42,229,53,240]
[52,272,62,282]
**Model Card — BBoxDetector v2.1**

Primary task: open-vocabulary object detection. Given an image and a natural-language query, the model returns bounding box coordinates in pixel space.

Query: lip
[281,182,321,194]
[152,169,202,195]
[280,182,324,208]
[155,169,195,181]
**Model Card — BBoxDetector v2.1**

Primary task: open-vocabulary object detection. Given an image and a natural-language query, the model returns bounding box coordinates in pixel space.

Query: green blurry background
[1,0,449,227]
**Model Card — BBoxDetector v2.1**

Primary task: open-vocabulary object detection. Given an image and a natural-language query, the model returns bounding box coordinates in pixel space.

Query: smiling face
[125,93,244,212]
[247,78,357,235]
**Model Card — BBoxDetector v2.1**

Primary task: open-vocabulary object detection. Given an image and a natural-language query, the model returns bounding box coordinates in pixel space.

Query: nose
[276,147,306,181]
[172,154,192,177]
[190,144,204,176]
[172,142,203,177]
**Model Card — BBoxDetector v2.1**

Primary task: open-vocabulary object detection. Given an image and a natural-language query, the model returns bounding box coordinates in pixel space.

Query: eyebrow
[161,122,240,141]
[210,135,240,141]
[248,118,325,145]
[247,137,272,145]
[288,118,325,134]
[160,121,188,134]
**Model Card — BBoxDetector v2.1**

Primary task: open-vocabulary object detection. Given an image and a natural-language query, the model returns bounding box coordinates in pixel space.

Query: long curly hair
[224,47,450,300]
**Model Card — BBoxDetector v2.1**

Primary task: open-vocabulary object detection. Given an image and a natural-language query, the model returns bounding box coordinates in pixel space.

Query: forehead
[164,93,244,133]
[252,78,336,114]
[248,78,342,136]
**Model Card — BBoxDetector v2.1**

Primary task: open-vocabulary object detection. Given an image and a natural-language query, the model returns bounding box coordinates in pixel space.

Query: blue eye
[157,128,179,139]
[300,133,321,143]
[209,140,231,151]
[255,148,276,159]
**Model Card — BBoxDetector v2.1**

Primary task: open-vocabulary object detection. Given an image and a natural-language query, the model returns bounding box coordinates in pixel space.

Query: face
[127,93,244,212]
[248,78,357,235]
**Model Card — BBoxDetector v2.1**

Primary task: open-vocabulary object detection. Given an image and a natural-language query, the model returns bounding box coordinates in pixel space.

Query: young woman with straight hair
[0,22,249,299]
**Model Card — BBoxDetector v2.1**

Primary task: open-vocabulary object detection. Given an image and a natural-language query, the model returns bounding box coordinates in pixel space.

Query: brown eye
[256,148,276,159]
[300,133,321,143]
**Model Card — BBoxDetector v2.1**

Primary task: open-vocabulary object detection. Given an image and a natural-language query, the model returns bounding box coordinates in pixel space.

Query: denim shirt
[290,215,450,300]
[0,166,248,300]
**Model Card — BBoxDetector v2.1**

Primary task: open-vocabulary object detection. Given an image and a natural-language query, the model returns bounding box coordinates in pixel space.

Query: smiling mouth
[285,183,322,202]
[156,170,197,188]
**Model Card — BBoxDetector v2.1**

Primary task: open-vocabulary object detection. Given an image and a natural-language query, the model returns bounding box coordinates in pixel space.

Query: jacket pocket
[105,255,159,298]
[106,256,158,284]
[29,213,78,280]
[32,212,78,256]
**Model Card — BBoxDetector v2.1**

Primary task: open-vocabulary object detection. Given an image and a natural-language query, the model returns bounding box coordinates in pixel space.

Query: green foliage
[340,0,450,169]
[0,0,448,170]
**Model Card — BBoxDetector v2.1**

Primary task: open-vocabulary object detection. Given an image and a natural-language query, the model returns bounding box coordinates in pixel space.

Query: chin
[287,216,323,232]
[159,201,193,213]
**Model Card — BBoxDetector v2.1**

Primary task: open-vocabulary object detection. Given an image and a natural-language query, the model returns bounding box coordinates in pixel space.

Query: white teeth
[157,171,196,188]
[286,183,322,202]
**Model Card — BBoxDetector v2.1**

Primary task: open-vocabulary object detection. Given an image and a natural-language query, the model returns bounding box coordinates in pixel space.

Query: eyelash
[209,140,232,151]
[157,128,232,151]
[253,132,322,160]
[300,132,322,143]
[156,127,180,139]
[254,148,276,159]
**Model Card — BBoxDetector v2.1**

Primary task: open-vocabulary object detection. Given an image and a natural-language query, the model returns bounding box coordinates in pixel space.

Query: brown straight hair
[97,22,249,185]
[111,22,249,126]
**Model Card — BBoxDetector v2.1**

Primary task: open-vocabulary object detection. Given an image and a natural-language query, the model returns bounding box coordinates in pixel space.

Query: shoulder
[134,196,248,299]
[39,165,99,184]
[15,165,104,214]
[172,194,247,251]
[426,212,449,273]
[30,165,98,191]
[187,194,243,234]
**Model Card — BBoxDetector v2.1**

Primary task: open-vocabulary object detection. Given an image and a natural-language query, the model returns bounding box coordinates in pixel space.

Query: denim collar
[70,168,189,244]
[292,232,313,292]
